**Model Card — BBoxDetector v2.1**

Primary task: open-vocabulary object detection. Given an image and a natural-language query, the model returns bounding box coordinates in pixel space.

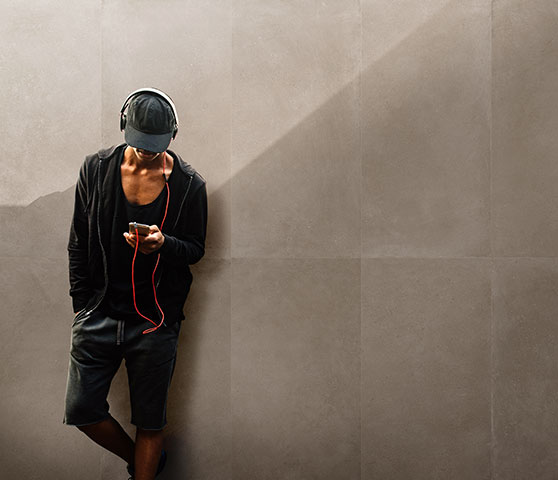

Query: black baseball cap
[124,93,176,153]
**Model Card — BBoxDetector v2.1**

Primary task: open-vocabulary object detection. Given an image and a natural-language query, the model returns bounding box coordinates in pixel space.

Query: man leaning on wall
[62,87,208,480]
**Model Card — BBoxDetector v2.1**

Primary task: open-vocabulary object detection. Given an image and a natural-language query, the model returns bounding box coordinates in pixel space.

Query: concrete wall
[1,1,557,479]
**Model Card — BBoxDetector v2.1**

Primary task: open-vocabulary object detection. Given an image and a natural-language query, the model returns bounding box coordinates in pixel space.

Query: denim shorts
[63,308,181,430]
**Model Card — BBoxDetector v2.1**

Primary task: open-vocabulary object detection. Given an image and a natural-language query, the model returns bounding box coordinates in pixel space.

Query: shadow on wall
[0,0,494,478]
[0,184,220,479]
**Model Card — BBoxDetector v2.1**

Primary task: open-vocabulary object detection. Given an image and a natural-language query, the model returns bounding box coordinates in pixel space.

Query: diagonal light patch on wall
[0,0,486,262]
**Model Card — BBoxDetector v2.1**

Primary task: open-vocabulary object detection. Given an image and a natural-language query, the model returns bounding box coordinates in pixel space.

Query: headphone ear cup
[172,125,178,140]
[120,113,127,132]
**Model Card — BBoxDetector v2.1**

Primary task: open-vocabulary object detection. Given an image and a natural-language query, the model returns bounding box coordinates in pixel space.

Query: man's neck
[123,146,168,173]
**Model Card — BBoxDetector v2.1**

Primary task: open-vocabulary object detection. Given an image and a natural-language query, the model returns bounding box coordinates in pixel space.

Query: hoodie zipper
[154,173,194,293]
[152,173,194,328]
[171,174,194,232]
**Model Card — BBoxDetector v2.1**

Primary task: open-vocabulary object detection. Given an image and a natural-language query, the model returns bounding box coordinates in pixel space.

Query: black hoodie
[68,143,207,326]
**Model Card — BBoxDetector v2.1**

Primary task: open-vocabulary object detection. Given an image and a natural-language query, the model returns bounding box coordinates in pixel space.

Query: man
[63,88,207,480]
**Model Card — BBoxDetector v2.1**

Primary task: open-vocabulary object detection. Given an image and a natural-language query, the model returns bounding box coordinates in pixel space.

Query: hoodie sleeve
[68,158,94,312]
[158,179,207,266]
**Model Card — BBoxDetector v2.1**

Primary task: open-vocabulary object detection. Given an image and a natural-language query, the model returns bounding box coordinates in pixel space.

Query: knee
[136,426,165,437]
[76,416,112,432]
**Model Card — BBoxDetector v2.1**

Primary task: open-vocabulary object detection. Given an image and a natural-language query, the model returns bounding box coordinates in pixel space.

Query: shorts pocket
[71,308,91,328]
[172,320,182,336]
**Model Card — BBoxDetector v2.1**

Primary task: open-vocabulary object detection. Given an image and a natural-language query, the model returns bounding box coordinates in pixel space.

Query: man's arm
[123,178,208,264]
[158,180,207,266]
[68,159,93,313]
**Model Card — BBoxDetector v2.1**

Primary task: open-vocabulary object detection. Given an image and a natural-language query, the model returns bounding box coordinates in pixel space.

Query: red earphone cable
[130,153,171,334]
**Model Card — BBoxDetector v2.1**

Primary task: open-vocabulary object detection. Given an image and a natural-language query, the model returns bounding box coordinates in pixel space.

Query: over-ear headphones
[120,87,179,140]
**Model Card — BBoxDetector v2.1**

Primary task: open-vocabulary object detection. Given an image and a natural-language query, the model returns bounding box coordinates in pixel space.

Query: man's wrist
[158,233,170,254]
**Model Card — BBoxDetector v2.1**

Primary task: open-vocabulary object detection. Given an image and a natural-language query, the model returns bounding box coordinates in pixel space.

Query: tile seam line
[99,4,104,480]
[100,0,104,148]
[359,0,363,478]
[229,1,233,479]
[6,254,558,258]
[227,256,558,260]
[489,1,495,479]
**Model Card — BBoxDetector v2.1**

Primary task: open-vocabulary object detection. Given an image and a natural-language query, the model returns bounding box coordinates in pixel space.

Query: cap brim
[124,123,173,153]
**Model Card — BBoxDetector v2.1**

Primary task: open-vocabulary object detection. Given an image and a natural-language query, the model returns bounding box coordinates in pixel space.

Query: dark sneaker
[127,449,167,479]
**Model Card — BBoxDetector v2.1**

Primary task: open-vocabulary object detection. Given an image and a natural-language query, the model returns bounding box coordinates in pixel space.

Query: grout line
[230,1,234,478]
[359,0,363,478]
[4,254,558,259]
[489,1,495,479]
[100,0,104,148]
[490,263,496,480]
[224,255,558,260]
[99,5,104,477]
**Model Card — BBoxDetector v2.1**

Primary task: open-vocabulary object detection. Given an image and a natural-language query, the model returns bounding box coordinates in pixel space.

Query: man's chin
[134,149,159,160]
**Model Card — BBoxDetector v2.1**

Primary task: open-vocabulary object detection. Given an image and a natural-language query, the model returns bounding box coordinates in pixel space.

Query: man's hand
[124,225,165,255]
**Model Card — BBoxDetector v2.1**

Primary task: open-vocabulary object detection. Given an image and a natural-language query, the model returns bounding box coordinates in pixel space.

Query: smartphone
[129,222,151,236]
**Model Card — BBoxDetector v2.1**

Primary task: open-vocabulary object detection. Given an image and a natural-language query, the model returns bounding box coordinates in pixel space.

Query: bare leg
[134,428,164,480]
[77,415,135,465]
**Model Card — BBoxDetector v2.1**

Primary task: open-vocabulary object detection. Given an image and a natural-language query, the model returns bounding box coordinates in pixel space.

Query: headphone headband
[120,87,179,132]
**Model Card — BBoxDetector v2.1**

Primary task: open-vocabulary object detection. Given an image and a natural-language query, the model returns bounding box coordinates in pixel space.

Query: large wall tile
[231,258,360,479]
[169,258,232,479]
[493,1,558,256]
[0,0,101,206]
[493,258,558,479]
[0,256,100,479]
[362,0,491,257]
[362,258,491,479]
[101,0,231,259]
[100,258,231,479]
[231,2,360,258]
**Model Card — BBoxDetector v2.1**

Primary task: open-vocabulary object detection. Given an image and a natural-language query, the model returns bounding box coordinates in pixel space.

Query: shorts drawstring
[116,319,125,345]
